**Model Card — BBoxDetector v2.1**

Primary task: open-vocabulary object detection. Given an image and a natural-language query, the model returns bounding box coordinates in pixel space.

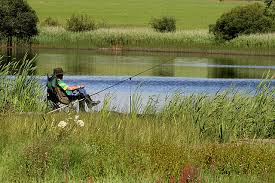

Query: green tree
[0,0,39,48]
[264,0,275,20]
[264,0,273,7]
[210,3,273,40]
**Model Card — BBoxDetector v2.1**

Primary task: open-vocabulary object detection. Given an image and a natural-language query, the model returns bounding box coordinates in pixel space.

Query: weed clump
[65,14,96,32]
[0,55,46,112]
[150,16,176,33]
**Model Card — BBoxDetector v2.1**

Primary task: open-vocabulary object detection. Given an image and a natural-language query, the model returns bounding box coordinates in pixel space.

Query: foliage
[209,3,274,40]
[0,55,46,113]
[35,27,275,55]
[1,77,275,181]
[65,14,96,32]
[41,17,59,27]
[264,0,275,21]
[150,16,176,32]
[0,110,275,182]
[0,0,39,42]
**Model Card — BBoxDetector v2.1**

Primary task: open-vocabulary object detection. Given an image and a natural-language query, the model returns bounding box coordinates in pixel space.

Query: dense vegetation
[0,56,46,113]
[65,14,96,32]
[0,0,39,46]
[1,112,275,182]
[1,56,275,182]
[35,27,275,55]
[210,3,274,40]
[150,16,176,32]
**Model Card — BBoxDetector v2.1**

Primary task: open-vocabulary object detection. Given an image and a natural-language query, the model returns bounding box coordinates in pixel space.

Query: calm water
[33,49,275,79]
[21,48,275,112]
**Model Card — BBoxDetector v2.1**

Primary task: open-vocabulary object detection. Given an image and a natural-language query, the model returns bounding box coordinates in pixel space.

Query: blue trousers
[70,88,88,97]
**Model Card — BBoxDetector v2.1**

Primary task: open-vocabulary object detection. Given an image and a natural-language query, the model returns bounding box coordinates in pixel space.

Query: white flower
[74,115,79,121]
[57,121,67,128]
[76,120,85,127]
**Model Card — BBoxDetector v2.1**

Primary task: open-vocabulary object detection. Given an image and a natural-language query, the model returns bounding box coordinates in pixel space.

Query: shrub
[150,16,176,33]
[209,3,274,40]
[65,14,96,32]
[41,17,59,27]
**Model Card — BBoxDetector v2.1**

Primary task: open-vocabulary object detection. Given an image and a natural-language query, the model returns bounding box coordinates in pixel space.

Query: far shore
[2,26,275,56]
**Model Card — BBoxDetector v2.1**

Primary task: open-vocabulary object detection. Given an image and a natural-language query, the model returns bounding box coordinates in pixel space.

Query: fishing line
[129,77,132,113]
[46,59,171,114]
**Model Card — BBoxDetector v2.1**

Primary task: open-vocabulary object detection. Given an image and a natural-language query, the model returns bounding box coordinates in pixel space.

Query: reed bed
[34,27,275,55]
[0,55,46,112]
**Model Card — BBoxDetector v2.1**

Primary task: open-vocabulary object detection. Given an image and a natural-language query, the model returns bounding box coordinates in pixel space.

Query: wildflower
[58,121,67,128]
[76,120,85,127]
[74,115,79,121]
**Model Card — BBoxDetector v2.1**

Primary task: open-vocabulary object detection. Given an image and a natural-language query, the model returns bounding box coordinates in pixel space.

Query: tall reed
[0,54,46,112]
[34,27,275,55]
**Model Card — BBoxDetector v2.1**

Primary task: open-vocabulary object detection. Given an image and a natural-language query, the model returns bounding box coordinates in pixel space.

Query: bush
[209,3,274,40]
[65,14,96,32]
[150,16,176,33]
[41,17,59,27]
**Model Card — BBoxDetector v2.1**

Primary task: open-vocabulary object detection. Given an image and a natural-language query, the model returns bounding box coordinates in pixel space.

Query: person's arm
[67,84,84,90]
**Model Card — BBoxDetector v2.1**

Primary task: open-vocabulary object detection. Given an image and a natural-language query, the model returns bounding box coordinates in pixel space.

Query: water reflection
[0,47,37,75]
[2,48,275,79]
[208,58,236,78]
[208,57,274,79]
[152,59,175,77]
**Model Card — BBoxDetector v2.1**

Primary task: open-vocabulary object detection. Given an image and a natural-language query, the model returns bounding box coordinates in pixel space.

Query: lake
[11,49,275,112]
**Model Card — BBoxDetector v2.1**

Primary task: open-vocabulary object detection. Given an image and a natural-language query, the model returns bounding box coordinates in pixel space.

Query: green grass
[34,27,275,55]
[0,55,46,112]
[28,0,249,29]
[2,55,275,182]
[0,110,275,182]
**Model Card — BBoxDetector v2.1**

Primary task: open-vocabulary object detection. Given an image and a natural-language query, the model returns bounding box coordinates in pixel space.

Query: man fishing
[53,68,100,108]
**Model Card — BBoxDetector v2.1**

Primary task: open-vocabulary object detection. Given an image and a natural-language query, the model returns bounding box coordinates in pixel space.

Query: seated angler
[53,68,100,108]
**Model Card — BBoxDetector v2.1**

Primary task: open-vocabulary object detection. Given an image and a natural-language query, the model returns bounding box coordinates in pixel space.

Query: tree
[264,0,275,21]
[264,0,273,8]
[0,0,39,48]
[210,3,274,40]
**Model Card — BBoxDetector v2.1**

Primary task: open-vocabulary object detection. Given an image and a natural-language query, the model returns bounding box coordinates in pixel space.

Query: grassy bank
[2,56,275,182]
[34,27,275,55]
[28,0,247,29]
[1,110,275,182]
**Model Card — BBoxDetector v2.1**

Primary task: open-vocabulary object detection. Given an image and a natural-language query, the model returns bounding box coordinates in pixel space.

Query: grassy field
[1,112,275,182]
[1,56,275,182]
[28,0,249,29]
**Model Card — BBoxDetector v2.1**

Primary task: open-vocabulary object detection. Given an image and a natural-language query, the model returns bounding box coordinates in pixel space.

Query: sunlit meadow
[1,56,275,182]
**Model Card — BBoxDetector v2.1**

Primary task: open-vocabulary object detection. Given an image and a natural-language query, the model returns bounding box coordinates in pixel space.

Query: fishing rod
[46,59,171,114]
